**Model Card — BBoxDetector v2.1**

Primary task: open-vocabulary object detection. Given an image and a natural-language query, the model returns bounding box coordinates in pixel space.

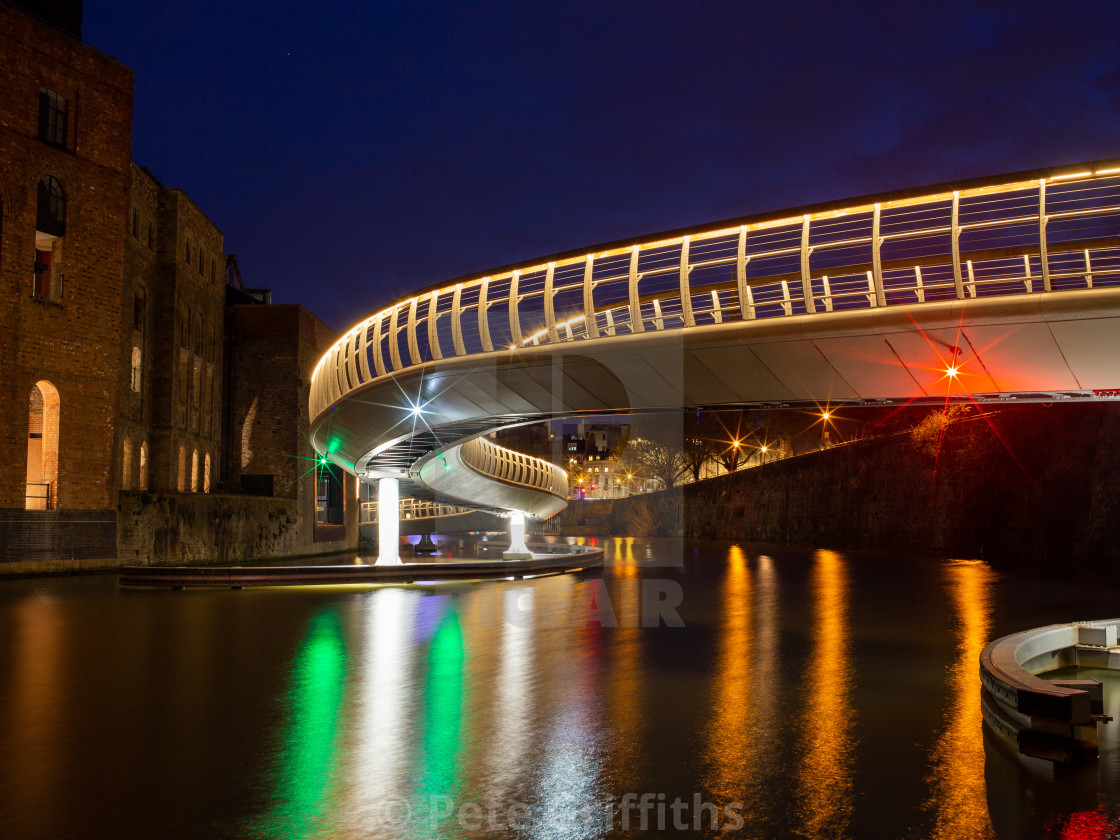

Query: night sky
[85,1,1120,332]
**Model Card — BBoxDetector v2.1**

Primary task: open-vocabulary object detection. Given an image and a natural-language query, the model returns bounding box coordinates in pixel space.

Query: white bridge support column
[504,511,531,560]
[377,477,402,565]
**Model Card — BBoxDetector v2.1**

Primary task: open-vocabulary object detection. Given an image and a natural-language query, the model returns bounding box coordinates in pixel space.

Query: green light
[256,611,347,838]
[420,609,465,827]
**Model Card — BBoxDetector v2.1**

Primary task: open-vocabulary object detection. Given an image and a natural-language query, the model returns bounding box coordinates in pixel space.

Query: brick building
[223,302,358,551]
[0,0,133,513]
[119,163,224,496]
[1,0,356,568]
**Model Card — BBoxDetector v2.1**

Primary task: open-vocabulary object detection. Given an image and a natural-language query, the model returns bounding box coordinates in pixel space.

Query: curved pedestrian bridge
[309,160,1120,558]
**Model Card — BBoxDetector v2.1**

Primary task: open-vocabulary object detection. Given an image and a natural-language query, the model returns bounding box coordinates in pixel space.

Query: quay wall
[606,404,1120,572]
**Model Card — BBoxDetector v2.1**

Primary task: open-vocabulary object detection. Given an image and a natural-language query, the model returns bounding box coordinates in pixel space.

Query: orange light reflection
[796,549,855,839]
[922,559,997,839]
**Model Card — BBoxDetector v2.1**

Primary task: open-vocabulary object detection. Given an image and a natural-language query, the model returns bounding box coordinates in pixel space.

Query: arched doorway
[26,381,60,509]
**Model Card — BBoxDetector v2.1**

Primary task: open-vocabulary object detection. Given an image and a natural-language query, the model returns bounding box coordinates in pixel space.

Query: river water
[2,538,1120,839]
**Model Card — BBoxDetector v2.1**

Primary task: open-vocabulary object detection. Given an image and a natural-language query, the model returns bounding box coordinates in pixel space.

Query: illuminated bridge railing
[360,498,475,524]
[459,437,568,500]
[311,162,1120,419]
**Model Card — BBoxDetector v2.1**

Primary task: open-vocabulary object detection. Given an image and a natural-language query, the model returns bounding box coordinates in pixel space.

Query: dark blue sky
[86,1,1120,332]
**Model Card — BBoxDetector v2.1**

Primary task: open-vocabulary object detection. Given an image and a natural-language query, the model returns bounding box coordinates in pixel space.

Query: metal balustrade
[311,161,1120,420]
[360,498,474,524]
[458,437,568,500]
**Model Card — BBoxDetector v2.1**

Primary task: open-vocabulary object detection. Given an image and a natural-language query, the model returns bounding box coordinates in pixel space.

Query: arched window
[190,449,199,492]
[203,453,211,493]
[121,437,132,491]
[26,381,60,509]
[130,346,142,392]
[139,441,149,491]
[177,445,186,492]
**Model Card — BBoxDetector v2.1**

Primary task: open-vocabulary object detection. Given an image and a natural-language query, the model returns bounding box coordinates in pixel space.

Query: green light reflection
[257,611,347,840]
[419,608,466,829]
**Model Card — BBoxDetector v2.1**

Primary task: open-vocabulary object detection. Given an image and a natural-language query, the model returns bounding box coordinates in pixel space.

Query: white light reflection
[351,587,417,823]
[483,586,535,799]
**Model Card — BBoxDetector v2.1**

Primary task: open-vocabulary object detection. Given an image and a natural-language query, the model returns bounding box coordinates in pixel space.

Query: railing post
[628,247,644,332]
[478,276,493,351]
[951,191,965,299]
[427,290,442,360]
[388,305,403,370]
[679,236,695,327]
[372,312,386,376]
[1039,179,1052,292]
[406,297,421,366]
[451,284,466,356]
[508,270,522,345]
[871,203,886,307]
[735,226,752,320]
[345,328,360,387]
[357,321,372,382]
[582,254,599,339]
[544,262,559,343]
[800,215,817,314]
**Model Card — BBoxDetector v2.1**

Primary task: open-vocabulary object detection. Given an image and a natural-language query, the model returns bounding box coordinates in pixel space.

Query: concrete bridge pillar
[504,511,531,560]
[377,477,402,565]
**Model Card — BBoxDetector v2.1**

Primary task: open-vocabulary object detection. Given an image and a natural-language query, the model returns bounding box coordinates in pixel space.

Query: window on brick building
[193,315,203,355]
[34,176,65,302]
[37,88,68,148]
[130,346,142,392]
[185,237,191,265]
[203,453,211,493]
[198,246,204,275]
[121,438,132,491]
[177,445,186,492]
[132,208,139,238]
[133,290,145,333]
[139,441,148,491]
[191,449,199,492]
[26,381,59,510]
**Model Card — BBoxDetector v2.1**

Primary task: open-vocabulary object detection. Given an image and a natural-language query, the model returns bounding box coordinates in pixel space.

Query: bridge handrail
[458,437,568,500]
[359,498,475,524]
[312,161,1120,419]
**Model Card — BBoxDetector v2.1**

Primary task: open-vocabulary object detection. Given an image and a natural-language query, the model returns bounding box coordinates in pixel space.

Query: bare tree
[626,413,690,490]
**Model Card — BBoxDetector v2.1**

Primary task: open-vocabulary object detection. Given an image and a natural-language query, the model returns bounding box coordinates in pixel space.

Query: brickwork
[0,508,116,565]
[127,175,225,494]
[0,1,134,510]
[224,304,357,553]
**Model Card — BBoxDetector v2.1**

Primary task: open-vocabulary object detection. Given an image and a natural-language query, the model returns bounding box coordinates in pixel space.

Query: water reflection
[351,588,417,829]
[796,549,856,839]
[257,610,347,839]
[704,545,755,811]
[419,607,466,831]
[924,559,996,839]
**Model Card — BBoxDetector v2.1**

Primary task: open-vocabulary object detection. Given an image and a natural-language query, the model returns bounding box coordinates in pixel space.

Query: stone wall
[607,404,1120,573]
[117,491,354,567]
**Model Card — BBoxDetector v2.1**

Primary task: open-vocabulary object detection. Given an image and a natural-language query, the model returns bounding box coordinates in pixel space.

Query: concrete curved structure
[980,620,1119,762]
[310,160,1120,540]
